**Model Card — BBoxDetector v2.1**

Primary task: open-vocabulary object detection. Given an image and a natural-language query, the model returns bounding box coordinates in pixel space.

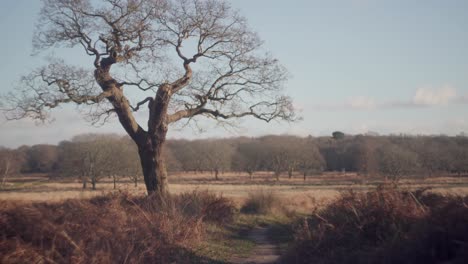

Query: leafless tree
[59,134,119,190]
[354,136,380,177]
[2,0,295,196]
[297,138,325,181]
[202,140,233,180]
[57,140,89,188]
[0,149,13,188]
[260,136,290,180]
[375,143,420,181]
[24,144,59,173]
[232,140,265,180]
[450,137,468,176]
[119,137,143,187]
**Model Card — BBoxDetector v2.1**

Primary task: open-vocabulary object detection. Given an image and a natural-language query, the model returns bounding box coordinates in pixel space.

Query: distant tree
[233,140,265,179]
[57,141,88,188]
[297,139,325,180]
[163,145,182,173]
[452,137,468,176]
[375,143,420,181]
[170,140,208,173]
[118,137,143,187]
[260,136,290,180]
[353,136,380,177]
[59,134,120,190]
[318,136,358,172]
[0,149,14,188]
[25,144,58,173]
[332,131,345,140]
[3,0,296,197]
[203,140,234,180]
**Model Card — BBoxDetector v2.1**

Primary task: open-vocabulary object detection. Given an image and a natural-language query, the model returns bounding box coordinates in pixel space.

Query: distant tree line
[1,133,468,189]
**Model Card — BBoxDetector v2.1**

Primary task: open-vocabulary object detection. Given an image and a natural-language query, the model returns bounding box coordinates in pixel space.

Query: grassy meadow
[2,171,468,204]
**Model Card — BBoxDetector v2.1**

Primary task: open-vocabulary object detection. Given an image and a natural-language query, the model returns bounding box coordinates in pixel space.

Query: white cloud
[412,86,457,106]
[311,85,466,112]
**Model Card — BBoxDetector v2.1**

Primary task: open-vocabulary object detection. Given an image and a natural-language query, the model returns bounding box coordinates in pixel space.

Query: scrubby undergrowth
[241,189,287,215]
[283,185,468,264]
[0,191,235,264]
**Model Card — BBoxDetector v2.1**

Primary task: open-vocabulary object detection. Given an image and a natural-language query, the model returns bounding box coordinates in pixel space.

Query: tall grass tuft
[241,189,283,215]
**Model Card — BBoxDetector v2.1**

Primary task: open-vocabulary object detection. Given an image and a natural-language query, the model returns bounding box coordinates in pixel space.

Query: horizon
[1,130,466,149]
[1,0,467,147]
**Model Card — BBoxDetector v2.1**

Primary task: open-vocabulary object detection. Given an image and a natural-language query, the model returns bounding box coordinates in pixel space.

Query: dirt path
[230,226,281,264]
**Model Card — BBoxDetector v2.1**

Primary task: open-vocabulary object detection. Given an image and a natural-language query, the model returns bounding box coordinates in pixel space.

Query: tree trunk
[132,85,173,197]
[91,178,96,190]
[288,167,293,179]
[248,171,253,180]
[134,177,138,187]
[113,175,116,189]
[303,171,307,181]
[82,177,87,189]
[215,169,219,180]
[1,159,10,188]
[139,146,168,197]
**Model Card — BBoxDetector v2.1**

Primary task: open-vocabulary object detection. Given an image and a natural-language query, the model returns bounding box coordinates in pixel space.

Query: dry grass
[0,190,235,264]
[3,173,468,263]
[241,189,283,215]
[283,185,468,264]
[2,172,468,208]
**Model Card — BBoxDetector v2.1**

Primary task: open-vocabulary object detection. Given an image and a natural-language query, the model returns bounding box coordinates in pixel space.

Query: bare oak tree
[2,0,295,196]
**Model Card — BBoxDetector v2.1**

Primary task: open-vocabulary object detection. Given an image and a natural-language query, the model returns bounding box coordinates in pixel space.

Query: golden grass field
[2,171,468,211]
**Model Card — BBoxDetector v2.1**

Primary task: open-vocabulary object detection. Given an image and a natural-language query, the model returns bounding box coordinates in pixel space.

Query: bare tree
[260,136,290,180]
[452,137,468,176]
[59,134,119,190]
[297,138,325,181]
[0,149,13,188]
[24,144,59,173]
[354,136,380,177]
[232,140,265,179]
[170,140,207,173]
[119,137,143,187]
[2,0,295,196]
[203,140,233,180]
[375,143,420,181]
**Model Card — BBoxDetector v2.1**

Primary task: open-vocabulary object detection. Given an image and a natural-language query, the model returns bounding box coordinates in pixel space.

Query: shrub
[241,190,282,215]
[0,191,232,263]
[283,185,468,264]
[175,190,236,224]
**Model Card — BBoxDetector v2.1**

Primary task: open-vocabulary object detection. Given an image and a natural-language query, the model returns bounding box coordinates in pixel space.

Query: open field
[2,172,468,209]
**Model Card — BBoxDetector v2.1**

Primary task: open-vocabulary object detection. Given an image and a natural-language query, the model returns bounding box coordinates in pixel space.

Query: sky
[1,0,468,148]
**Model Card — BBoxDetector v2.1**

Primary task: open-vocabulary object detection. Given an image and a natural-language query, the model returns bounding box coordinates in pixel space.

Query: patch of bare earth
[231,226,280,264]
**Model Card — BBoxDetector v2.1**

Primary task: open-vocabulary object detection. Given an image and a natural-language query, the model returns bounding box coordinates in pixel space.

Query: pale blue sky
[1,0,467,147]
